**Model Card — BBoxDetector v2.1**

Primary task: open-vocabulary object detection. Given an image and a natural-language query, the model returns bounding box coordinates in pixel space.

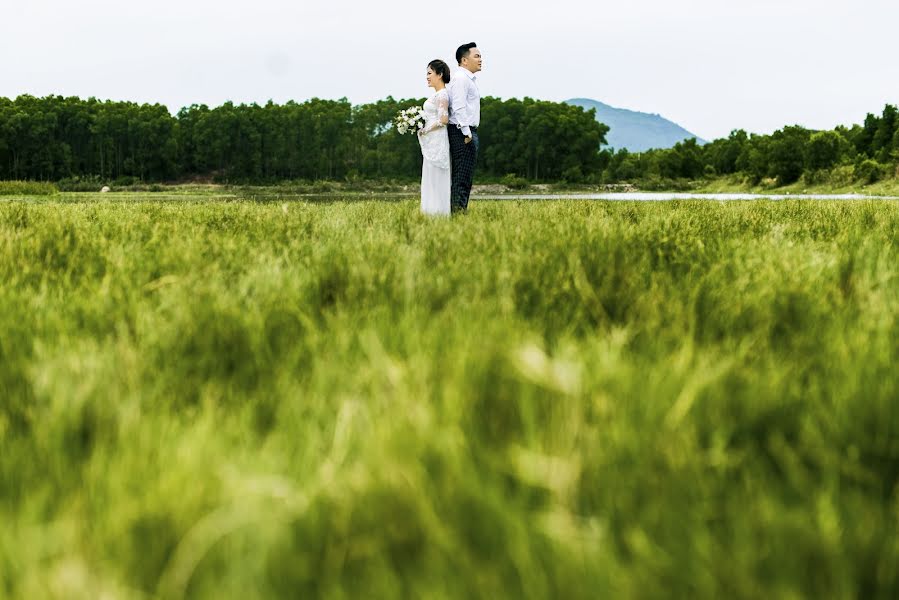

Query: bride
[418,60,451,215]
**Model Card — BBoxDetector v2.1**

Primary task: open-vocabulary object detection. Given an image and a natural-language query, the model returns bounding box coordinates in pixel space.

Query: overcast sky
[2,0,896,140]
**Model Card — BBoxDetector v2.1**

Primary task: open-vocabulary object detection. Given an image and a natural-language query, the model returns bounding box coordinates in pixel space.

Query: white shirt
[448,67,481,137]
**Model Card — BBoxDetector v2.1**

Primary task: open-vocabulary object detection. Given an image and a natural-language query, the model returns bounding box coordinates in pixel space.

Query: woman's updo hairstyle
[428,59,451,84]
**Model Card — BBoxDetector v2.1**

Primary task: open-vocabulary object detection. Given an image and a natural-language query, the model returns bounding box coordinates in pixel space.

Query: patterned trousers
[448,126,479,212]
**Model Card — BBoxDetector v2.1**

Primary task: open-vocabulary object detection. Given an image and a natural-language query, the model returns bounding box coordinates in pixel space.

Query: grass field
[1,194,898,599]
[695,174,899,197]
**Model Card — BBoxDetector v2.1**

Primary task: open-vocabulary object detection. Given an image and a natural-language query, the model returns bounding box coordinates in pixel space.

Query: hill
[566,98,706,152]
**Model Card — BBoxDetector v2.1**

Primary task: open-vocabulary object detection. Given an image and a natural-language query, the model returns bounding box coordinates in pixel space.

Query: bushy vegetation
[0,180,58,195]
[0,95,606,183]
[2,194,898,598]
[3,94,898,188]
[605,105,899,187]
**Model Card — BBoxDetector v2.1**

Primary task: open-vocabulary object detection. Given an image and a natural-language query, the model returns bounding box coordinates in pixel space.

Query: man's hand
[464,136,472,144]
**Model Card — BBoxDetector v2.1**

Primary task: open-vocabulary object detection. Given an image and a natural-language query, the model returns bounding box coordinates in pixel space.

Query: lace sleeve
[419,91,450,136]
[437,90,449,125]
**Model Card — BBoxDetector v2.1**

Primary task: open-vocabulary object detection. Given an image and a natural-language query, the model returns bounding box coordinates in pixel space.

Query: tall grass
[1,196,898,598]
[0,180,58,196]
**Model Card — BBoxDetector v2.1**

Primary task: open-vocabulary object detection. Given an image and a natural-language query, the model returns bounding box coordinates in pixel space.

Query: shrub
[802,169,829,185]
[560,166,584,183]
[828,165,856,187]
[855,159,886,184]
[0,181,59,195]
[57,176,106,192]
[637,175,694,191]
[500,174,529,190]
[310,180,335,193]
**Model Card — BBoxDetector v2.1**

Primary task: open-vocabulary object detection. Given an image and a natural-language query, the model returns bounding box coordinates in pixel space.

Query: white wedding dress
[418,89,451,215]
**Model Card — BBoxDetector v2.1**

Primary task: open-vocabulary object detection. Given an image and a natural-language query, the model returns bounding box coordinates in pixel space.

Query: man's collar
[457,67,477,80]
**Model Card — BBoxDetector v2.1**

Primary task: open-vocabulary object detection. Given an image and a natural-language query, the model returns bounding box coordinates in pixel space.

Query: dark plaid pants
[448,126,479,212]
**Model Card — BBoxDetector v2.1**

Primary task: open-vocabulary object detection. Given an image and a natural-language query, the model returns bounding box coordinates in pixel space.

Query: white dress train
[418,89,451,215]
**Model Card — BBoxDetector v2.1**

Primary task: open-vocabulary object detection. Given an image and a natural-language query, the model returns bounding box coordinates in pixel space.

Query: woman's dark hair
[456,42,477,65]
[428,59,451,84]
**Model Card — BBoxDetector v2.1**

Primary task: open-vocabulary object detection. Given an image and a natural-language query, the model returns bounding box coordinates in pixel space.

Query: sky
[1,0,897,141]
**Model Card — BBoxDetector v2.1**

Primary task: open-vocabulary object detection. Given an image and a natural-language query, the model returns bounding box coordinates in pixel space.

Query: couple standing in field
[417,42,482,215]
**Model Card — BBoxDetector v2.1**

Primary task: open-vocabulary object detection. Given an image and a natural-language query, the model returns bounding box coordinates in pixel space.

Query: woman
[418,60,451,215]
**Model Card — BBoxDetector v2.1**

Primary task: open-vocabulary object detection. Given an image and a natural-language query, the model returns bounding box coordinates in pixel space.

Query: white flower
[394,106,428,135]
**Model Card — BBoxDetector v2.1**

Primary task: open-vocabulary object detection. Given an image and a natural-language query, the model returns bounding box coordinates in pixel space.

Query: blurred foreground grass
[1,195,898,599]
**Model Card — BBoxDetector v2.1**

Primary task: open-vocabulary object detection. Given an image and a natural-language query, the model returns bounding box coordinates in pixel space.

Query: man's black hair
[456,42,478,65]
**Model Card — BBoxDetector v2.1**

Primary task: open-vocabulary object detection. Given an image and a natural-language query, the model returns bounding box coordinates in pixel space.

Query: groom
[447,42,482,214]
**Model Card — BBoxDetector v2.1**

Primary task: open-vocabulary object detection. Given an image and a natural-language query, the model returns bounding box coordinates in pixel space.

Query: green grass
[695,173,899,197]
[0,180,59,196]
[1,194,898,599]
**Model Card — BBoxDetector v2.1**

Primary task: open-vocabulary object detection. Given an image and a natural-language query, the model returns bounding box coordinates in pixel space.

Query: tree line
[0,95,607,183]
[603,105,899,186]
[2,94,897,185]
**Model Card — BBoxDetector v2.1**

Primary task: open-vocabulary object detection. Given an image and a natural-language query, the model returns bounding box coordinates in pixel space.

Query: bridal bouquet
[393,106,425,135]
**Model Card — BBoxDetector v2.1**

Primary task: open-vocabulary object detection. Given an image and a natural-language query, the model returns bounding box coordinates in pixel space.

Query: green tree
[854,112,879,157]
[872,104,897,162]
[805,130,844,171]
[767,126,811,184]
[703,129,747,175]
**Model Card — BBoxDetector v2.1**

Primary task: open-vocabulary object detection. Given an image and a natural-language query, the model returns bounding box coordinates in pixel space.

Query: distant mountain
[566,98,706,152]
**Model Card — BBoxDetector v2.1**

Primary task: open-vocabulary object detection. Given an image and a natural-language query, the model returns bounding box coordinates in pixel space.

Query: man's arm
[450,76,472,138]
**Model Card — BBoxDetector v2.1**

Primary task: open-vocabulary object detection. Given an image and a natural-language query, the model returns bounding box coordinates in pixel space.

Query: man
[447,42,482,214]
